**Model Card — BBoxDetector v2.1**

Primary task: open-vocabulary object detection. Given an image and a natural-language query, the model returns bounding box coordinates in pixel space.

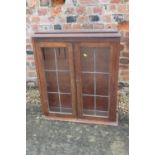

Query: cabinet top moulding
[32,29,121,39]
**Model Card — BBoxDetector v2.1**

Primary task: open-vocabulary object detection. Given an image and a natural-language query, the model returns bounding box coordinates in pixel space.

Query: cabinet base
[42,115,118,126]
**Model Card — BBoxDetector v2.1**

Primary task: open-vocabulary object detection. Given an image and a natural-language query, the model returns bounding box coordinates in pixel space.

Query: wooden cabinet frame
[75,42,119,123]
[32,30,120,125]
[33,42,77,119]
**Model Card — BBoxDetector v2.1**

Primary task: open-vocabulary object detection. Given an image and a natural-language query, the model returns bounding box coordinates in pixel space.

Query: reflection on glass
[42,47,72,114]
[81,47,110,117]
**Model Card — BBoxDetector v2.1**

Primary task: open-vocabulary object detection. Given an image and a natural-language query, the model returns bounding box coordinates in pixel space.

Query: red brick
[104,23,118,29]
[26,24,31,32]
[63,24,72,29]
[27,64,35,70]
[109,4,117,12]
[27,55,34,61]
[123,75,129,81]
[40,0,50,6]
[31,24,39,31]
[119,64,129,70]
[65,7,75,14]
[77,16,89,23]
[118,5,128,14]
[26,61,30,67]
[79,0,99,5]
[31,16,40,23]
[103,15,112,23]
[27,0,37,8]
[30,62,36,69]
[120,70,129,76]
[51,6,61,16]
[40,17,50,23]
[119,75,129,81]
[26,17,30,24]
[29,56,35,61]
[100,0,109,3]
[120,31,124,36]
[86,7,93,14]
[122,52,129,57]
[81,23,93,29]
[124,14,129,21]
[76,7,86,14]
[72,23,81,29]
[123,46,129,52]
[120,31,129,37]
[59,16,66,23]
[126,43,129,49]
[120,43,125,51]
[110,0,120,3]
[120,58,129,64]
[27,71,37,77]
[52,0,65,7]
[120,70,129,77]
[93,23,104,29]
[38,8,48,16]
[26,44,32,50]
[48,16,55,22]
[26,38,31,44]
[26,32,31,38]
[26,8,32,15]
[125,31,129,37]
[93,6,102,14]
[120,37,129,45]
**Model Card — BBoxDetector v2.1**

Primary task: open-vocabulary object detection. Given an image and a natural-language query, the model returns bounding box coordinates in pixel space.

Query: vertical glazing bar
[54,48,62,112]
[42,48,45,60]
[93,48,96,115]
[107,47,111,117]
[64,48,66,60]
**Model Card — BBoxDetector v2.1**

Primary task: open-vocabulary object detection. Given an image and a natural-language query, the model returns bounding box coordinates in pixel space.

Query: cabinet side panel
[109,42,120,121]
[32,39,49,114]
[67,44,77,117]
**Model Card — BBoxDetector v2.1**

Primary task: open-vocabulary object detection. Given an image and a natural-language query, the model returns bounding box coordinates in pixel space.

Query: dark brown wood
[32,30,120,125]
[109,42,120,121]
[75,42,117,122]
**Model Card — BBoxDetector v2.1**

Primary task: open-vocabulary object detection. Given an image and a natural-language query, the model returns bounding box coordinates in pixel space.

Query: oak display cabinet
[32,30,120,125]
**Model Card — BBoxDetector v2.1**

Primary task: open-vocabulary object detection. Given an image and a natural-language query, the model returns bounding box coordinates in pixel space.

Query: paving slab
[26,105,129,155]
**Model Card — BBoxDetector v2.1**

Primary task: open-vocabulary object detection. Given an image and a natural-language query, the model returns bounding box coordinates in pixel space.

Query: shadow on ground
[26,104,129,155]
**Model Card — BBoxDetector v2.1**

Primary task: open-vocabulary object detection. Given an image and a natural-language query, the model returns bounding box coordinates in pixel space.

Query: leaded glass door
[35,42,76,118]
[75,43,117,122]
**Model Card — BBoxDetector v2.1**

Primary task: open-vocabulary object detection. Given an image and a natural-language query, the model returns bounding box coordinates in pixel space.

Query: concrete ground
[26,104,129,155]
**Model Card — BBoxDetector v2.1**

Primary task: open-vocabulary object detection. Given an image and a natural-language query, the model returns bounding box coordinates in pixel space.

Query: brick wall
[26,0,129,85]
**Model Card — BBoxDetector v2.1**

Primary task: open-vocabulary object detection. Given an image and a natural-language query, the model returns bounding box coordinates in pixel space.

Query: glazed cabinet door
[33,42,76,118]
[75,42,119,122]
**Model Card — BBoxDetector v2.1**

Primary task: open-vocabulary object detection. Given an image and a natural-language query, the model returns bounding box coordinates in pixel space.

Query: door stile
[109,42,120,121]
[67,43,77,117]
[33,41,49,115]
[74,44,83,118]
